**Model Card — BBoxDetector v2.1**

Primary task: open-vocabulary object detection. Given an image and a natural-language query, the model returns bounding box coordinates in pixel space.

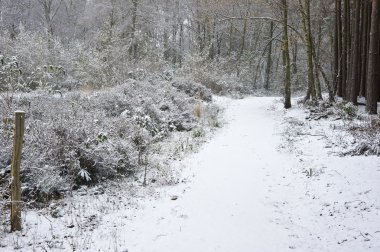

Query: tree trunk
[292,38,299,88]
[265,21,274,90]
[366,0,380,114]
[163,0,170,61]
[282,0,291,109]
[209,18,216,60]
[312,22,334,102]
[179,21,183,67]
[360,1,370,97]
[300,0,316,102]
[333,0,339,94]
[240,13,248,58]
[196,0,203,53]
[341,0,349,99]
[314,21,323,100]
[228,5,235,56]
[337,0,343,96]
[129,0,138,59]
[349,0,361,105]
[346,0,352,99]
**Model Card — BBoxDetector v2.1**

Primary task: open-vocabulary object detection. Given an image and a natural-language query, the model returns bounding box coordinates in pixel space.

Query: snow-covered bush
[185,55,255,96]
[353,136,380,156]
[346,117,380,156]
[0,27,111,92]
[192,127,205,138]
[171,77,212,102]
[0,76,208,204]
[336,102,358,120]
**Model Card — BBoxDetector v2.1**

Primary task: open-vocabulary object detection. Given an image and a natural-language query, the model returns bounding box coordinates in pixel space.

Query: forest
[0,0,380,251]
[0,0,379,108]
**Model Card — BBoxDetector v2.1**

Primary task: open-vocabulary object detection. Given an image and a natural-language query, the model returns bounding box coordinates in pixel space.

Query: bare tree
[37,0,62,36]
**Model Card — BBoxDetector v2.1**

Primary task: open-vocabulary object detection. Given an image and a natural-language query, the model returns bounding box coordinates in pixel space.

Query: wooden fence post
[11,111,25,232]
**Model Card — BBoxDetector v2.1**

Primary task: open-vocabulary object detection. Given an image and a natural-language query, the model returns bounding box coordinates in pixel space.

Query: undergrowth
[0,75,217,207]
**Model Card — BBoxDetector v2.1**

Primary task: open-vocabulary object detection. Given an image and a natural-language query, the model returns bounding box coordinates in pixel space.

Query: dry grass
[195,101,202,120]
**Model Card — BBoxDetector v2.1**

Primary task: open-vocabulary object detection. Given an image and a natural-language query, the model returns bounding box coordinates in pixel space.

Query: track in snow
[111,97,380,252]
[114,97,293,252]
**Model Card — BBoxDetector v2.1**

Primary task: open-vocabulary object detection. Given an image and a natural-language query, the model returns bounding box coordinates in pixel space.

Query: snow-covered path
[118,97,291,252]
[75,97,379,252]
[107,96,379,252]
[3,97,380,252]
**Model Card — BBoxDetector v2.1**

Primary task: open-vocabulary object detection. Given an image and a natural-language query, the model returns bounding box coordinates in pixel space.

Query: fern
[78,169,92,182]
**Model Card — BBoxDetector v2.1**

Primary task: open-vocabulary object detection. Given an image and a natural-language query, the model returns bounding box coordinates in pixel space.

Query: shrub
[336,102,358,120]
[0,76,207,204]
[192,127,205,138]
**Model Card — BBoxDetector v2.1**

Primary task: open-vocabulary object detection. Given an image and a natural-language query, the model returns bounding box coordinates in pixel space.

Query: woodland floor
[1,96,380,252]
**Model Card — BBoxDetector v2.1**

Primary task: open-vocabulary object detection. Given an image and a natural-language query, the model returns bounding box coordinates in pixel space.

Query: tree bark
[345,0,352,99]
[240,12,248,57]
[337,0,343,96]
[349,0,361,105]
[366,0,380,114]
[360,1,370,97]
[282,0,291,109]
[129,0,138,59]
[299,0,316,102]
[265,21,274,90]
[314,21,323,100]
[333,0,340,94]
[228,5,235,56]
[341,0,349,99]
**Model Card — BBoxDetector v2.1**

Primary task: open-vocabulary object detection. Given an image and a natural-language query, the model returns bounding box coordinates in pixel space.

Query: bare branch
[218,14,304,43]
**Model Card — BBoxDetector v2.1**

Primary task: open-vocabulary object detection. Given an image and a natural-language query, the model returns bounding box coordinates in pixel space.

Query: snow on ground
[1,96,380,252]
